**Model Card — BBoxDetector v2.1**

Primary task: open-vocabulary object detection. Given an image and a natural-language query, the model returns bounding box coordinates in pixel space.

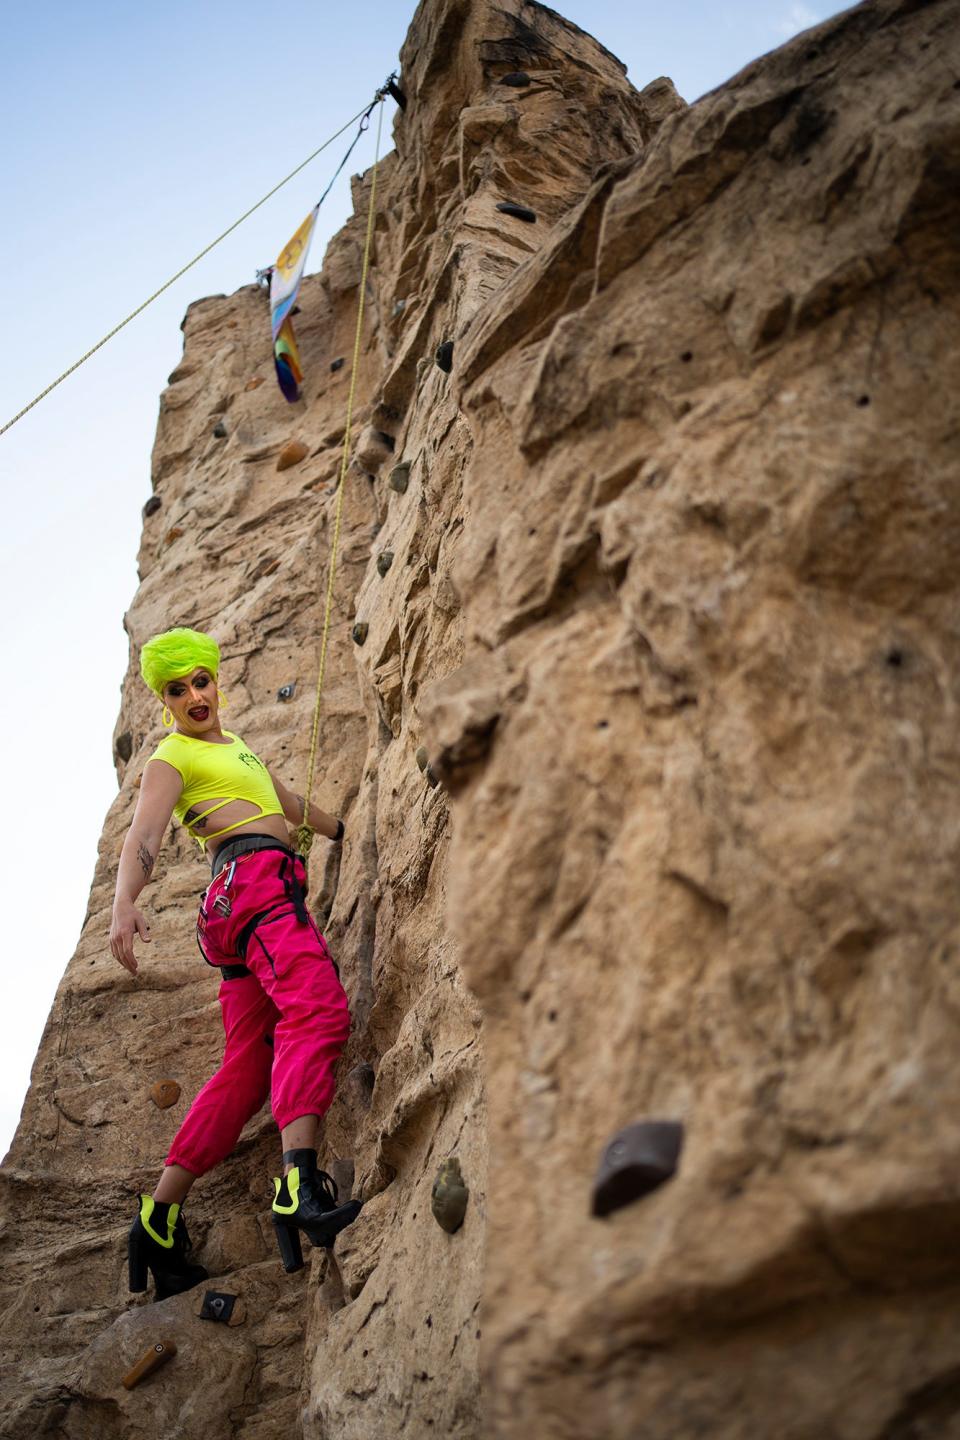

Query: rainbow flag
[270,205,319,402]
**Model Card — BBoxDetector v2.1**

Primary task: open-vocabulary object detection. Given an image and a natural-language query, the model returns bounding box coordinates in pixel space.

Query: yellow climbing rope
[294,97,385,858]
[0,99,380,439]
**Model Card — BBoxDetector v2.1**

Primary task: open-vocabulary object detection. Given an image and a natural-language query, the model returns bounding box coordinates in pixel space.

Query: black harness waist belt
[220,964,252,981]
[211,832,300,876]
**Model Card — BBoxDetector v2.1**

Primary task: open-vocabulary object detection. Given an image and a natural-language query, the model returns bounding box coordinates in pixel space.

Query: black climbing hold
[199,1291,238,1324]
[377,551,394,577]
[856,394,871,407]
[886,647,906,668]
[500,71,531,87]
[352,622,369,646]
[496,201,537,224]
[213,421,227,438]
[592,1120,683,1217]
[435,340,454,373]
[115,730,133,763]
[390,462,411,494]
[387,78,408,110]
[143,496,162,518]
[277,683,296,702]
[330,357,345,373]
[431,1157,469,1233]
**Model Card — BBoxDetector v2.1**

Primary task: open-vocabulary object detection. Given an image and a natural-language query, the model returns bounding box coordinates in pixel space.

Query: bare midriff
[184,799,292,859]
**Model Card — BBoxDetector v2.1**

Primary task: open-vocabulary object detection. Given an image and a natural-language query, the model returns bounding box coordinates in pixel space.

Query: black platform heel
[271,1149,362,1273]
[128,1195,209,1300]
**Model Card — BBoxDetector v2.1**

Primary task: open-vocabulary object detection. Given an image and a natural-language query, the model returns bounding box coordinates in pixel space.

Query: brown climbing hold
[164,527,183,546]
[142,496,162,518]
[377,551,394,577]
[150,1080,181,1110]
[244,377,264,391]
[352,623,369,646]
[431,1157,469,1234]
[122,1339,177,1390]
[591,1120,684,1218]
[390,462,411,494]
[276,440,309,472]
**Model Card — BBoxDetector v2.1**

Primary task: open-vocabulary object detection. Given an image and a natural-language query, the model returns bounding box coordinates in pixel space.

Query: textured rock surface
[3,0,960,1435]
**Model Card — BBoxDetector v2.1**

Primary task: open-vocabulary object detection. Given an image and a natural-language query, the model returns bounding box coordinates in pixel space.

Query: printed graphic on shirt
[238,751,266,772]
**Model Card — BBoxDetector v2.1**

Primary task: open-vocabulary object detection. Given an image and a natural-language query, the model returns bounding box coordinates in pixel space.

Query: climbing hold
[390,462,411,494]
[377,551,395,577]
[500,71,531,86]
[115,731,133,764]
[149,1080,181,1111]
[432,1157,469,1234]
[425,765,440,790]
[591,1120,684,1218]
[244,377,264,392]
[277,439,309,472]
[330,357,345,373]
[142,496,162,519]
[435,340,454,373]
[496,202,537,224]
[122,1339,177,1390]
[213,421,228,439]
[164,527,183,546]
[348,1061,376,1107]
[392,298,406,317]
[277,682,296,702]
[415,746,429,773]
[352,622,369,647]
[387,78,408,110]
[198,1290,245,1326]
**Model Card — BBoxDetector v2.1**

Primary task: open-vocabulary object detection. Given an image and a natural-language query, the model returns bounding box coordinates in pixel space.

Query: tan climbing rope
[0,98,381,439]
[295,97,385,859]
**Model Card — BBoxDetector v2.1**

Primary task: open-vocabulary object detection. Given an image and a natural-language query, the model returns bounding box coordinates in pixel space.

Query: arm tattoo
[137,842,154,879]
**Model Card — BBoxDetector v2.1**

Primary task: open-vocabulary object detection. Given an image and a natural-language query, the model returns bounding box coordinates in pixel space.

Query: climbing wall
[3,0,960,1435]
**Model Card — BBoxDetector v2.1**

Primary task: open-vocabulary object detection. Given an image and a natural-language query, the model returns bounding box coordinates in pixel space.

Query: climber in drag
[110,626,360,1300]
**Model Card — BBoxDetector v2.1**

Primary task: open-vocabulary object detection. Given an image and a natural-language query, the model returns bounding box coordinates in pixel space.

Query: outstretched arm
[110,759,182,975]
[271,774,342,841]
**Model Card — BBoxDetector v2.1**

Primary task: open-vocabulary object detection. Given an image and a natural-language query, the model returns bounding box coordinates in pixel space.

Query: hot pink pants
[165,847,351,1177]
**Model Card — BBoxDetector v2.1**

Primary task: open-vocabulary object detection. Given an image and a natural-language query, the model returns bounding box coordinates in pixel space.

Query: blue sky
[0,0,846,1157]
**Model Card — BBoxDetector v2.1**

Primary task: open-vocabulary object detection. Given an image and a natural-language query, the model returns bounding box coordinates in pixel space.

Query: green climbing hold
[415,745,429,772]
[390,462,411,494]
[431,1157,469,1234]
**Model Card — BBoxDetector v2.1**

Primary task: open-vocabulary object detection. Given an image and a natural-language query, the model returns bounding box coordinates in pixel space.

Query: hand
[110,901,151,975]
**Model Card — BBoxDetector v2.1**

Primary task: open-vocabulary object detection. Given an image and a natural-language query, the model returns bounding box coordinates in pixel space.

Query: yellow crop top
[146,729,285,851]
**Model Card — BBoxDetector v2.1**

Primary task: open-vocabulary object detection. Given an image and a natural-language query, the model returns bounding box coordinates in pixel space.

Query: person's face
[163,667,220,736]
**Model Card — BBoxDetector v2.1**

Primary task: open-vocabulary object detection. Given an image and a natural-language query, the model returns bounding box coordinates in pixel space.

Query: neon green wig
[140,627,220,697]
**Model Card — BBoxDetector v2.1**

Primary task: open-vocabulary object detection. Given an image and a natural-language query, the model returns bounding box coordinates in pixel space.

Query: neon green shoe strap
[272,1168,301,1215]
[140,1194,178,1249]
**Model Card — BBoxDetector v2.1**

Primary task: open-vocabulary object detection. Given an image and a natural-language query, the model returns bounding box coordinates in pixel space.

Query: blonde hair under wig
[140,627,220,697]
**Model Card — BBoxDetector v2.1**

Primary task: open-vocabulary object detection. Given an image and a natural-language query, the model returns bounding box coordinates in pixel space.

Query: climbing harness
[294,91,386,859]
[0,84,396,438]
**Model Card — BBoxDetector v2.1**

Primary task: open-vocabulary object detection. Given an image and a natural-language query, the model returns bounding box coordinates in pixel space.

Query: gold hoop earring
[162,706,174,728]
[217,688,229,710]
